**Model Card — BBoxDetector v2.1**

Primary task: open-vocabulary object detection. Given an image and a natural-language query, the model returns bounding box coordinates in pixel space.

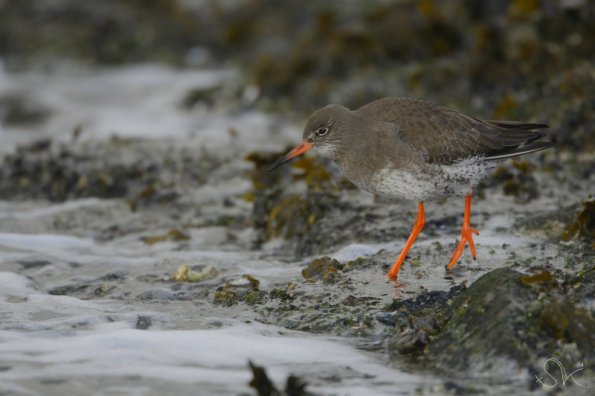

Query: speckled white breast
[362,157,494,201]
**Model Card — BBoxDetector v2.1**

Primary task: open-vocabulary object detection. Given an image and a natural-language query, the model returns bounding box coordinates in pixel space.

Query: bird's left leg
[448,193,479,269]
[387,202,425,280]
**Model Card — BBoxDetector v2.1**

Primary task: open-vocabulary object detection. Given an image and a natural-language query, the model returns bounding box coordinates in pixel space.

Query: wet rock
[92,284,116,298]
[268,283,296,302]
[99,270,128,281]
[180,85,222,109]
[429,269,565,371]
[48,283,89,296]
[301,257,343,283]
[248,360,280,396]
[516,204,578,241]
[562,198,595,247]
[387,284,466,314]
[18,259,52,269]
[142,228,190,245]
[138,288,178,302]
[487,161,540,203]
[285,375,307,396]
[0,139,222,203]
[172,264,218,283]
[268,289,380,336]
[248,360,308,396]
[386,267,595,378]
[47,270,129,298]
[136,315,152,330]
[538,300,595,349]
[212,275,264,307]
[384,284,466,355]
[375,311,397,327]
[0,93,51,126]
[519,270,554,285]
[389,315,440,355]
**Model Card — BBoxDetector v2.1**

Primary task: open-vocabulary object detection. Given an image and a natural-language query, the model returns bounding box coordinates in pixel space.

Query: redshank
[268,98,552,280]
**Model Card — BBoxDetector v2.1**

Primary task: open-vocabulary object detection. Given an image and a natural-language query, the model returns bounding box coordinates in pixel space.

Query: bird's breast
[342,157,493,201]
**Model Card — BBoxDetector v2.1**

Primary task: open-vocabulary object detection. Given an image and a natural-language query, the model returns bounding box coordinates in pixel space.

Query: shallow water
[0,64,591,395]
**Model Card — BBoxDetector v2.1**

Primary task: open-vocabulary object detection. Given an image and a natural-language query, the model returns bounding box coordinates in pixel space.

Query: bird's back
[355,97,551,165]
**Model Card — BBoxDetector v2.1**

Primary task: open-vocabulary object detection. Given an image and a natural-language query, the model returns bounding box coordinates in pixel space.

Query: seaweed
[212,275,264,306]
[142,228,190,245]
[490,161,540,203]
[248,361,308,396]
[301,257,343,283]
[561,198,595,247]
[172,264,218,283]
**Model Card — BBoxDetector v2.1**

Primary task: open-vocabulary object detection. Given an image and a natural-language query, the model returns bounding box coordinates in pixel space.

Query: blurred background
[0,0,593,149]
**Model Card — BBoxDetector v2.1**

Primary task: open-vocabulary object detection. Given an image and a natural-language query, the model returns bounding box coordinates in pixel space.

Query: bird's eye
[316,127,329,136]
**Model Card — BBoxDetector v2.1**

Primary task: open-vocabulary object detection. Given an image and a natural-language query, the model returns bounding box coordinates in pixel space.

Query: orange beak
[267,142,312,172]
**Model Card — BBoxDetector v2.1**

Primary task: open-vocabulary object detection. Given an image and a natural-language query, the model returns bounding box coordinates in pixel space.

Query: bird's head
[267,104,352,171]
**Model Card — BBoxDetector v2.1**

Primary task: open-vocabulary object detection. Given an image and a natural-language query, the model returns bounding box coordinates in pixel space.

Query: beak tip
[266,142,312,173]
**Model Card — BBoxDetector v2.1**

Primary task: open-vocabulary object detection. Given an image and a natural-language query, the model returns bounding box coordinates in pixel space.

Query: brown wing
[356,98,550,164]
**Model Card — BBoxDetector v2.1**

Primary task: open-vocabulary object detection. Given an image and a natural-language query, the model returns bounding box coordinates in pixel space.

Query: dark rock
[389,314,439,355]
[0,139,222,203]
[135,315,152,330]
[99,270,128,281]
[180,85,222,109]
[301,257,343,283]
[426,268,535,370]
[374,311,396,327]
[138,288,177,301]
[248,360,280,396]
[0,94,51,126]
[212,275,264,307]
[387,267,595,378]
[285,375,307,396]
[248,361,308,396]
[389,285,466,314]
[48,283,89,296]
[18,259,52,269]
[562,198,595,246]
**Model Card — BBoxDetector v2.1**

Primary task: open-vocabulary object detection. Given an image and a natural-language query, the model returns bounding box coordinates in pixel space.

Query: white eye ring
[316,127,329,136]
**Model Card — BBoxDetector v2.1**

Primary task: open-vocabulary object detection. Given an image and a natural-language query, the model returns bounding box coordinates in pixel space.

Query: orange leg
[387,202,425,280]
[448,193,479,269]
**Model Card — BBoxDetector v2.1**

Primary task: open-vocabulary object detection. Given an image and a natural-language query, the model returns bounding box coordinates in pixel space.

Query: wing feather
[355,98,551,164]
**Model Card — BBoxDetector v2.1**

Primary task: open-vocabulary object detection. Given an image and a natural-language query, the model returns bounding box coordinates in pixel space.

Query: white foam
[0,232,95,253]
[0,321,431,395]
[331,243,384,262]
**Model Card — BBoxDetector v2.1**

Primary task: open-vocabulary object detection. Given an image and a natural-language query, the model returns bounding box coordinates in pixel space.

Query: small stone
[136,315,152,330]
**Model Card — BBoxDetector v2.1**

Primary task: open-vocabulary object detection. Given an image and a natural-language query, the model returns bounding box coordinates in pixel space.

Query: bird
[268,97,552,280]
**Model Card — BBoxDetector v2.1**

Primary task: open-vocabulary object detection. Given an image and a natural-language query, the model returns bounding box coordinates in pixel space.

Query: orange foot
[387,201,425,280]
[448,193,479,269]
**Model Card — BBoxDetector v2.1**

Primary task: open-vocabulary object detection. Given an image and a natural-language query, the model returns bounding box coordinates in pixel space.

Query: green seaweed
[301,257,343,283]
[142,228,190,245]
[212,275,263,307]
[561,198,595,246]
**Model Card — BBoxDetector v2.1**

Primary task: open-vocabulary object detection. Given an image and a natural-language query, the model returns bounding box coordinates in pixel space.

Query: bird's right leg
[448,193,479,269]
[387,202,425,280]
